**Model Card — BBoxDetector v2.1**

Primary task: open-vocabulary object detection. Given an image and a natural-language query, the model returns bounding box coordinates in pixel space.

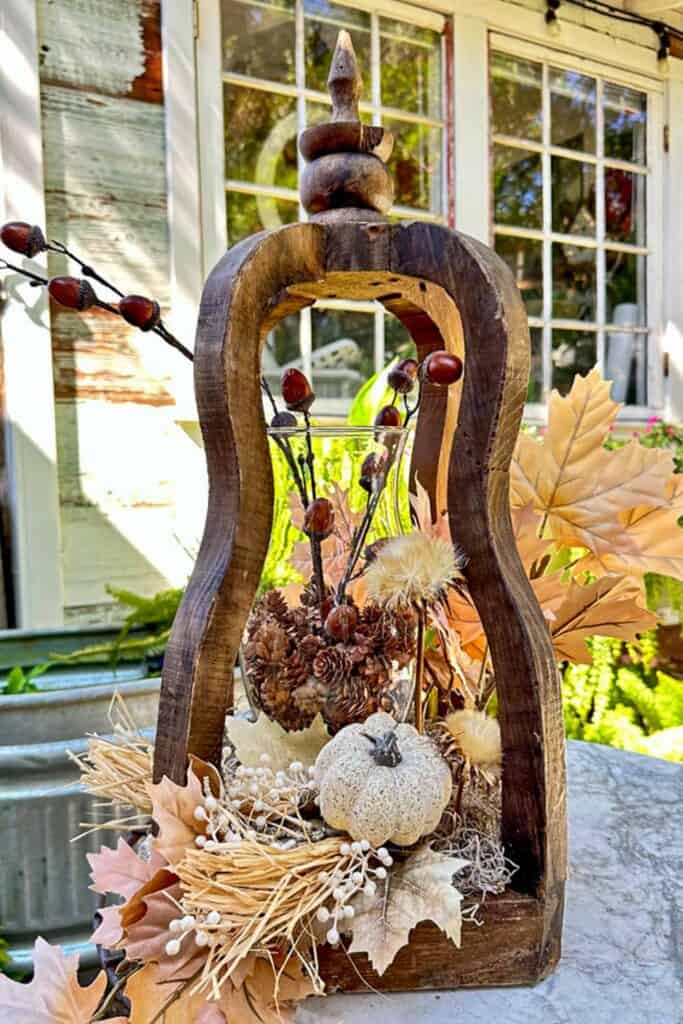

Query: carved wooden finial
[328,30,362,123]
[299,31,394,221]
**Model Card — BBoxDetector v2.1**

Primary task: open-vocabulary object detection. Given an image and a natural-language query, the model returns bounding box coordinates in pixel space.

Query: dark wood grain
[154,218,567,988]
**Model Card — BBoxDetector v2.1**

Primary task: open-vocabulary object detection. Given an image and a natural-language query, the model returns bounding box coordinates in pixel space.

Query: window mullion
[541,62,552,403]
[596,77,606,377]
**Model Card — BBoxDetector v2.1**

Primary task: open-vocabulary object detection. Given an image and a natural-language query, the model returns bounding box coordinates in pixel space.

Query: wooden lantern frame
[153,216,567,991]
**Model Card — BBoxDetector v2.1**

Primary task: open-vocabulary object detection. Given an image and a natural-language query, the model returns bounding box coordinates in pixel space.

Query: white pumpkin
[314,711,452,847]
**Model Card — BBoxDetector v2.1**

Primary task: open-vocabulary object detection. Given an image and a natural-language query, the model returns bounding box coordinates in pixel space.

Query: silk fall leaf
[0,938,122,1024]
[148,756,220,865]
[550,575,657,664]
[510,368,674,558]
[348,845,467,975]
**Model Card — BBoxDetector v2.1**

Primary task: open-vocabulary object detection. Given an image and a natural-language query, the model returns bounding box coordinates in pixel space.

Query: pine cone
[293,679,328,717]
[313,645,352,686]
[299,633,325,664]
[244,620,288,664]
[357,653,391,689]
[324,676,374,732]
[264,589,289,617]
[281,650,309,689]
[260,672,312,731]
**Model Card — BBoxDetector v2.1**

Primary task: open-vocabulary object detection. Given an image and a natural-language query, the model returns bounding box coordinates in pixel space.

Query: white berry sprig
[315,840,394,946]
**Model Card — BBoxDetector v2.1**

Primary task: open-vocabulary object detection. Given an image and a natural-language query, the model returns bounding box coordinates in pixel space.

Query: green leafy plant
[562,632,683,762]
[0,663,50,695]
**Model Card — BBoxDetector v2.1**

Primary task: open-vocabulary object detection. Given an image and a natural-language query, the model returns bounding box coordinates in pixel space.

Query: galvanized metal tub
[0,626,160,971]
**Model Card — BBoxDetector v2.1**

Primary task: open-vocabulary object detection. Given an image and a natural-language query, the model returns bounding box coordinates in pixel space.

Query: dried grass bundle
[177,836,353,998]
[69,694,154,819]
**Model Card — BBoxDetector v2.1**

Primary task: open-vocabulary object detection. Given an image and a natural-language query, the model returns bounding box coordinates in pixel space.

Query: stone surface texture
[298,740,683,1024]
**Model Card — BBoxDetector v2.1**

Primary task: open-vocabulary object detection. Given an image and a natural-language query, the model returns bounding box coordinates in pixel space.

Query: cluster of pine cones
[243,588,416,732]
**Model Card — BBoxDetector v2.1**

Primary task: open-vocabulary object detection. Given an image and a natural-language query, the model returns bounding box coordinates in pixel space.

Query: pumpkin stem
[361,730,402,767]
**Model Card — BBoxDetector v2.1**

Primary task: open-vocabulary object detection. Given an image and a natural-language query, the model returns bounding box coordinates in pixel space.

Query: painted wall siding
[37,0,204,624]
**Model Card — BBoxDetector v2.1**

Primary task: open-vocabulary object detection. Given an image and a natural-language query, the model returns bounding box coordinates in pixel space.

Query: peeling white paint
[37,0,146,95]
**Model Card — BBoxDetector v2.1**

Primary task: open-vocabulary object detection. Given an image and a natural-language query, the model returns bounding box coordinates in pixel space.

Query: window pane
[262,313,301,395]
[606,331,648,405]
[311,308,375,403]
[551,157,596,237]
[552,243,597,321]
[605,168,646,246]
[224,85,298,189]
[493,145,543,229]
[304,1,371,94]
[491,53,542,141]
[384,313,416,366]
[495,235,543,317]
[606,250,646,325]
[552,330,597,394]
[380,18,442,118]
[528,326,543,402]
[604,83,646,164]
[550,69,596,153]
[386,119,443,212]
[226,191,298,246]
[222,0,295,84]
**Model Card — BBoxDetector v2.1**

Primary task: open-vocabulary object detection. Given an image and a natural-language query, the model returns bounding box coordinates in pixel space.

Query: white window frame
[489,33,664,420]
[0,0,64,627]
[166,0,683,421]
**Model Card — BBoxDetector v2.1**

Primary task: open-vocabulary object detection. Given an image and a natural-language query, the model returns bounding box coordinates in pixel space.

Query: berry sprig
[267,350,464,616]
[1,220,193,362]
[316,839,393,947]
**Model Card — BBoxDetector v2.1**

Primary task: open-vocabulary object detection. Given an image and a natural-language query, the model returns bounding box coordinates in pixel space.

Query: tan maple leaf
[88,837,165,901]
[125,962,213,1024]
[148,756,220,865]
[550,574,657,664]
[348,845,468,975]
[512,502,554,574]
[0,938,111,1023]
[216,956,316,1023]
[579,474,683,581]
[410,476,450,542]
[119,877,207,983]
[511,369,673,556]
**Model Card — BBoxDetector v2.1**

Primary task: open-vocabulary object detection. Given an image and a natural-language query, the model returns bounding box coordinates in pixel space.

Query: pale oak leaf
[148,757,220,865]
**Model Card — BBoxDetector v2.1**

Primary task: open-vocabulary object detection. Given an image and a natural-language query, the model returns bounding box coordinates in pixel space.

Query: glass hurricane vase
[240,424,416,733]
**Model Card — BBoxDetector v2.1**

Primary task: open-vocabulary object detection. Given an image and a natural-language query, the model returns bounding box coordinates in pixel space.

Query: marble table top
[298,740,683,1024]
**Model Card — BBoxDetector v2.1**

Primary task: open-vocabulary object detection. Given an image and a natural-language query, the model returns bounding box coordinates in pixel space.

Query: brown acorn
[1,221,47,258]
[303,497,335,539]
[374,404,402,428]
[359,452,385,493]
[424,351,463,386]
[119,294,161,331]
[48,276,97,311]
[325,603,359,642]
[281,368,315,412]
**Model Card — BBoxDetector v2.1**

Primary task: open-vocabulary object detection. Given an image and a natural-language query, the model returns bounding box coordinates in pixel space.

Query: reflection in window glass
[304,1,371,94]
[491,50,651,409]
[386,119,443,212]
[552,331,596,394]
[496,235,543,318]
[384,314,416,366]
[224,85,298,189]
[552,244,596,321]
[550,69,596,153]
[226,191,298,246]
[606,331,648,405]
[528,327,543,402]
[606,250,646,325]
[222,0,296,83]
[311,309,375,403]
[605,168,646,246]
[493,146,543,229]
[490,53,542,141]
[263,314,301,394]
[604,83,646,164]
[380,18,442,118]
[551,157,596,237]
